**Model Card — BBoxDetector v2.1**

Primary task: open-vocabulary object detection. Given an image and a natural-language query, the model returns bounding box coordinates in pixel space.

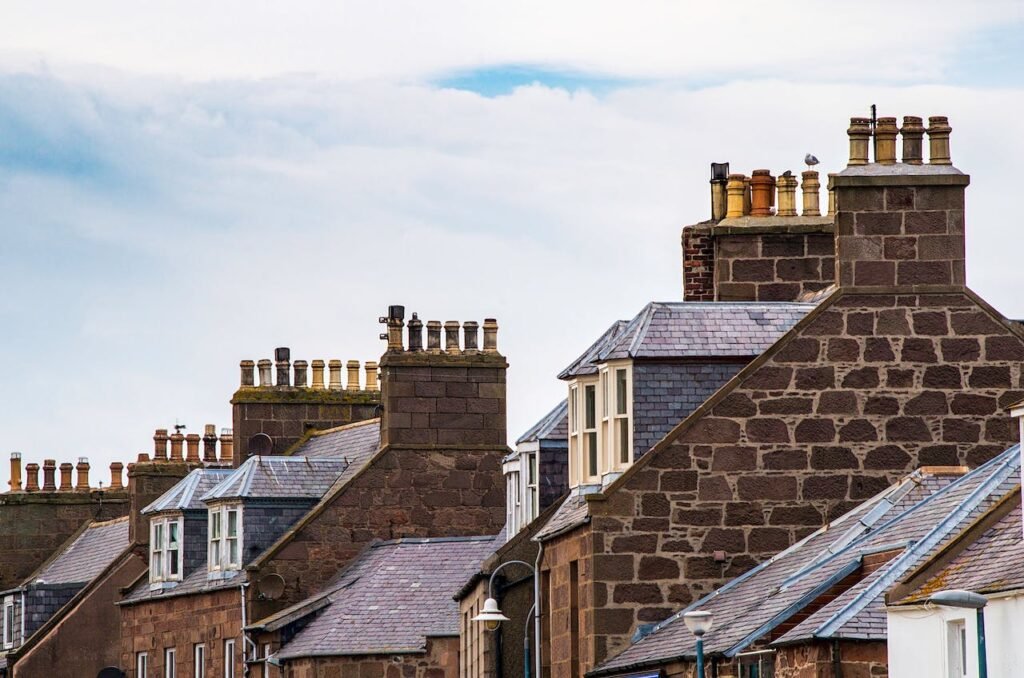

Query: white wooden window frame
[164,647,176,678]
[223,639,236,678]
[611,362,633,471]
[137,651,149,678]
[525,450,539,522]
[208,504,243,573]
[194,643,206,678]
[150,516,184,584]
[3,597,14,649]
[582,382,599,482]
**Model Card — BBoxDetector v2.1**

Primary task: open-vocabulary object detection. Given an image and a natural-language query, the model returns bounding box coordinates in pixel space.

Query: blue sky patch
[434,64,639,97]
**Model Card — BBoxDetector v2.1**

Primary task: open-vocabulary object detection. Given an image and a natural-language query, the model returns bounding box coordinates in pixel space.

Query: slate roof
[294,418,381,461]
[590,447,1021,675]
[893,500,1024,604]
[201,456,348,502]
[119,566,245,605]
[275,536,498,658]
[516,400,569,446]
[30,517,130,586]
[559,303,814,379]
[143,468,234,514]
[534,493,590,541]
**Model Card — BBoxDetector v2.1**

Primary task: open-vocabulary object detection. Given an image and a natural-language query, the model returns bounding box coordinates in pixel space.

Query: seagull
[804,153,820,170]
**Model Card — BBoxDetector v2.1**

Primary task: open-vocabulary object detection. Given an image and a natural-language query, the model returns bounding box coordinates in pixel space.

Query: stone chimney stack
[127,457,191,545]
[834,113,968,290]
[8,453,22,492]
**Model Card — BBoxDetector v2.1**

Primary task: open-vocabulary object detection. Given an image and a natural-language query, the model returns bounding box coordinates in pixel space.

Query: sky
[2,1,1024,490]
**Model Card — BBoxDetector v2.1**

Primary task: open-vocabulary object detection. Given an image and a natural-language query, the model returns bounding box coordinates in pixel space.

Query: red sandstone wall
[283,637,459,678]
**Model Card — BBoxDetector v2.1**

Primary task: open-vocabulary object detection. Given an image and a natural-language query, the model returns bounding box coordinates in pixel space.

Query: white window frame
[611,362,633,470]
[582,382,599,482]
[150,516,184,585]
[3,597,14,649]
[525,450,539,522]
[137,651,149,678]
[194,643,206,678]
[224,639,236,678]
[946,618,967,678]
[568,384,579,487]
[165,647,176,678]
[208,504,243,573]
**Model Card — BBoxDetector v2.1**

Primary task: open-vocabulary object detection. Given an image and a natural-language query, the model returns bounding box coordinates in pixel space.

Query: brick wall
[715,230,835,302]
[632,362,746,460]
[284,636,459,678]
[682,226,715,301]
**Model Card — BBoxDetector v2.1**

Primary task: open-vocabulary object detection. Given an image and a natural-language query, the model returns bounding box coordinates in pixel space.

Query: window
[194,643,206,678]
[584,384,597,478]
[3,597,14,649]
[526,451,539,521]
[137,652,149,678]
[614,367,631,466]
[150,517,184,584]
[568,385,579,485]
[223,639,236,678]
[209,505,243,572]
[164,647,176,678]
[738,650,775,677]
[947,619,967,678]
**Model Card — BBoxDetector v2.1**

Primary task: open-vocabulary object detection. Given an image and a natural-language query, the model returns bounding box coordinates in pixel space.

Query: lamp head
[472,597,510,631]
[929,589,988,610]
[683,610,714,638]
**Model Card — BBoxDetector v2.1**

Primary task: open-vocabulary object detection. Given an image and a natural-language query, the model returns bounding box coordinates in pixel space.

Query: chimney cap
[710,162,730,181]
[10,452,21,460]
[77,457,88,464]
[221,428,233,436]
[274,347,290,362]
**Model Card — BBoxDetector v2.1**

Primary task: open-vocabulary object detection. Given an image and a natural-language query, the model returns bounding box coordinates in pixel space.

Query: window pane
[584,385,596,429]
[227,510,238,537]
[211,513,221,539]
[616,369,627,414]
[601,373,608,418]
[169,522,178,547]
[228,539,238,566]
[570,388,578,432]
[618,419,630,464]
[587,432,598,477]
[211,541,220,566]
[154,523,163,546]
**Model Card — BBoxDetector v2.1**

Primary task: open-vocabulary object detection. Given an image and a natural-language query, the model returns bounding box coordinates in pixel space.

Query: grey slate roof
[143,468,234,514]
[534,493,590,541]
[591,447,1021,675]
[275,536,498,658]
[559,302,814,379]
[30,517,129,586]
[201,456,348,502]
[295,418,381,461]
[516,400,569,446]
[119,565,244,605]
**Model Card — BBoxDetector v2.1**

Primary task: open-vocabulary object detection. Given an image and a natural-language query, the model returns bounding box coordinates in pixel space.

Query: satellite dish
[97,668,125,678]
[257,573,286,600]
[247,433,274,456]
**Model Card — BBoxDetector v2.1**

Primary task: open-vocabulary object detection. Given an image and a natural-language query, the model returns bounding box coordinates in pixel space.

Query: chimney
[329,360,343,389]
[444,321,461,354]
[169,431,184,462]
[275,347,291,387]
[9,452,22,492]
[710,162,730,221]
[801,171,821,216]
[203,425,218,462]
[59,462,73,491]
[427,321,442,352]
[294,360,308,387]
[483,319,499,354]
[311,360,326,389]
[109,462,124,490]
[219,428,234,465]
[776,173,798,216]
[835,113,968,290]
[382,305,405,352]
[463,321,480,353]
[153,429,169,462]
[42,459,57,492]
[25,463,39,492]
[827,173,837,218]
[75,457,90,491]
[928,116,952,165]
[408,314,424,352]
[185,433,201,463]
[750,170,775,216]
[347,361,361,391]
[847,117,871,165]
[127,457,191,545]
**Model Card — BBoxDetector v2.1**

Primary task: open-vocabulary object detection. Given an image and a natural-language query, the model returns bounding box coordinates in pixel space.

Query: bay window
[208,505,243,572]
[150,516,184,585]
[567,361,633,487]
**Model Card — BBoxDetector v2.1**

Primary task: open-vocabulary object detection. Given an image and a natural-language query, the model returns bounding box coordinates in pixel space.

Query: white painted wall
[888,594,1024,678]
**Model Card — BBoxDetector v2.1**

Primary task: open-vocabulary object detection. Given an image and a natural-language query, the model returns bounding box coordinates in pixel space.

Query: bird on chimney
[804,153,820,170]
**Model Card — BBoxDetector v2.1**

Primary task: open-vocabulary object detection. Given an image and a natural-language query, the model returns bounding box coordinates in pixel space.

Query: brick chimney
[834,114,968,290]
[378,307,508,449]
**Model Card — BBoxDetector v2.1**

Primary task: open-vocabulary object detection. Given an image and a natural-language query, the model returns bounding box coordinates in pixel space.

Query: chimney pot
[900,116,925,164]
[827,173,838,218]
[743,177,752,215]
[239,360,256,387]
[75,458,90,491]
[293,360,308,387]
[927,116,953,165]
[219,428,234,464]
[749,170,775,216]
[257,359,273,387]
[847,117,872,165]
[347,360,361,391]
[136,453,150,463]
[59,462,73,491]
[725,174,746,218]
[25,462,40,492]
[365,361,379,391]
[801,171,821,217]
[385,308,405,352]
[407,314,424,352]
[463,321,480,352]
[710,162,730,221]
[275,348,291,387]
[9,452,22,492]
[482,318,499,353]
[328,360,343,390]
[153,429,169,461]
[776,173,798,217]
[203,425,218,462]
[109,462,124,490]
[42,459,57,491]
[185,433,201,462]
[169,432,184,462]
[874,117,899,164]
[426,321,443,352]
[311,359,326,389]
[444,321,461,353]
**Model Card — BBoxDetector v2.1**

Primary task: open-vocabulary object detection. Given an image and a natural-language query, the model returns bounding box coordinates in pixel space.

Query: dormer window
[568,361,632,488]
[208,505,242,572]
[149,516,184,585]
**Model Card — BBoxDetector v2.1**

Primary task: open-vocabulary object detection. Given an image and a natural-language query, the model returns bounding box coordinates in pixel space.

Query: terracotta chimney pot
[900,116,925,164]
[927,116,952,165]
[25,463,40,492]
[725,174,746,218]
[75,457,90,491]
[9,452,22,492]
[203,425,218,462]
[847,117,871,165]
[776,173,798,217]
[749,170,775,216]
[109,462,124,490]
[801,171,821,217]
[185,433,201,462]
[169,432,184,462]
[153,429,169,461]
[42,459,57,492]
[59,462,73,491]
[219,428,234,464]
[874,117,899,164]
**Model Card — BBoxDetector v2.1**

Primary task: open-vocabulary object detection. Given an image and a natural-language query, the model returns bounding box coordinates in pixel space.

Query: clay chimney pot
[42,459,57,492]
[328,360,343,390]
[900,116,925,164]
[310,359,326,390]
[874,117,899,164]
[59,462,73,491]
[927,116,953,165]
[109,462,124,490]
[749,170,775,217]
[25,463,40,492]
[346,360,361,391]
[9,452,22,492]
[847,117,872,165]
[75,458,90,491]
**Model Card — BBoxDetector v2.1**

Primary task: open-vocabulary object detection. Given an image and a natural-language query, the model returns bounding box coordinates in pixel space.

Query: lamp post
[683,610,714,678]
[929,589,988,678]
[471,560,538,678]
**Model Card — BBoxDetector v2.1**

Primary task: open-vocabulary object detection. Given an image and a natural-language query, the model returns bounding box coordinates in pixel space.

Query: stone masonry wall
[682,226,715,301]
[571,288,1024,668]
[774,640,888,678]
[283,636,460,678]
[715,229,835,302]
[542,525,596,678]
[120,588,243,678]
[632,362,746,460]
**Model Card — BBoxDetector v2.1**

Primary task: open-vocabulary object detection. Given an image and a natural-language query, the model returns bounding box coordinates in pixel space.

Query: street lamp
[683,610,714,678]
[929,589,988,678]
[471,560,538,678]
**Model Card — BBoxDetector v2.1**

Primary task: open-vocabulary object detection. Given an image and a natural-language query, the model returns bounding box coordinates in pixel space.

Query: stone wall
[283,636,459,678]
[681,226,715,301]
[715,228,835,302]
[541,524,596,678]
[774,640,888,678]
[120,588,243,678]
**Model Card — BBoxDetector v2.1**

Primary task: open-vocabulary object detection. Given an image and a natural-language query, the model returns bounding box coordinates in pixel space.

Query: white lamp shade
[472,597,510,627]
[683,610,714,637]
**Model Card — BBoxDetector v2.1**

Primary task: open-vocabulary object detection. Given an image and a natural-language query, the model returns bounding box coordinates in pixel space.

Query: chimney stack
[154,429,169,462]
[9,452,22,492]
[294,360,308,387]
[75,457,90,491]
[347,361,361,391]
[185,433,201,462]
[42,459,57,492]
[927,116,952,165]
[801,171,821,216]
[900,116,925,164]
[59,462,73,491]
[203,424,218,462]
[25,462,40,492]
[383,306,405,351]
[311,360,326,389]
[109,462,124,490]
